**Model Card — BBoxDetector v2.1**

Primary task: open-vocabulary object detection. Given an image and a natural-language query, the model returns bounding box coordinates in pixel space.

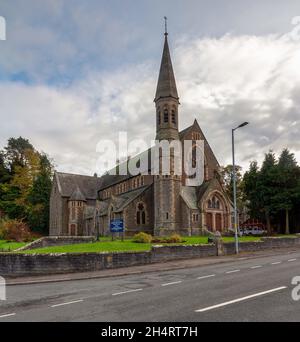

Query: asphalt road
[1,249,300,322]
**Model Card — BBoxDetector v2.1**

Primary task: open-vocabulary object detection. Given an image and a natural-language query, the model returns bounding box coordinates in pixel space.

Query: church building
[49,28,233,237]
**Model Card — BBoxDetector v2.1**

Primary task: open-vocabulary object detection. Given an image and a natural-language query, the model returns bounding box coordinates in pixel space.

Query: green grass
[0,240,27,252]
[17,235,265,254]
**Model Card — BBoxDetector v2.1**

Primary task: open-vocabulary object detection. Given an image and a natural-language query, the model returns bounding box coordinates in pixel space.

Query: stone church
[49,30,233,238]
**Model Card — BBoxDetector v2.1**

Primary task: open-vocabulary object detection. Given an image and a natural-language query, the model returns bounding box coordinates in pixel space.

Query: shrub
[0,218,36,242]
[167,234,183,243]
[132,232,153,243]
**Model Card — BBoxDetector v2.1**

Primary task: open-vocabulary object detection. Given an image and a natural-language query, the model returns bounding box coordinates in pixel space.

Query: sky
[0,0,300,176]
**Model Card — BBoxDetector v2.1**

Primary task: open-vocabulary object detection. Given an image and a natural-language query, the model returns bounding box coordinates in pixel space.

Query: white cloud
[1,33,300,175]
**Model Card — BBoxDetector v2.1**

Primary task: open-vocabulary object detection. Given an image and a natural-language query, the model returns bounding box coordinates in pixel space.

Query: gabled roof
[69,186,86,201]
[154,34,179,102]
[181,186,198,210]
[113,185,151,213]
[180,119,220,168]
[55,172,102,199]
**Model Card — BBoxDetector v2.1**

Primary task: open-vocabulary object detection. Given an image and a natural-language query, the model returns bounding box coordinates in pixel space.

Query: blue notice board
[110,219,124,233]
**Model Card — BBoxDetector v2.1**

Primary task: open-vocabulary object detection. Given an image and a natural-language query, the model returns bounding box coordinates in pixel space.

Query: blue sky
[0,0,300,175]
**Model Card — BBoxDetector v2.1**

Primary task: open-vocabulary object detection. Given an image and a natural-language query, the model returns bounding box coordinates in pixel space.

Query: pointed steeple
[154,19,180,141]
[154,29,179,102]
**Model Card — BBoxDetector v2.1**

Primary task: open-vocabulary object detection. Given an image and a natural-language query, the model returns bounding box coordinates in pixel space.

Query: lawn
[0,240,27,252]
[18,235,263,254]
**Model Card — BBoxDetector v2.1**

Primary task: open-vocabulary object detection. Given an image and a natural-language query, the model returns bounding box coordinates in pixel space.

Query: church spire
[154,19,180,141]
[154,19,179,103]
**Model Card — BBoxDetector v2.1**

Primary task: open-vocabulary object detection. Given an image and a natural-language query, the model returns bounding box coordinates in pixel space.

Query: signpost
[110,219,125,241]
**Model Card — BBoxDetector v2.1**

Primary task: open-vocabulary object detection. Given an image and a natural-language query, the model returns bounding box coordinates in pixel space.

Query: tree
[258,151,279,234]
[274,149,299,234]
[242,161,261,219]
[0,137,54,235]
[0,151,10,184]
[221,164,243,200]
[4,137,34,173]
[27,154,53,234]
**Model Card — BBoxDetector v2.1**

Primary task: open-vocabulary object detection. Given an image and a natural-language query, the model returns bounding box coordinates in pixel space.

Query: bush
[132,232,153,243]
[167,234,183,243]
[0,218,36,242]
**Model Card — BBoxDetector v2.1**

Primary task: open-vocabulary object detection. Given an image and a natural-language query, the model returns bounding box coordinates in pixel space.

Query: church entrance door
[216,213,222,232]
[206,213,213,231]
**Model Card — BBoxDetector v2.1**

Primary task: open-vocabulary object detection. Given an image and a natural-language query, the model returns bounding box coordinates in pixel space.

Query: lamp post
[232,122,249,254]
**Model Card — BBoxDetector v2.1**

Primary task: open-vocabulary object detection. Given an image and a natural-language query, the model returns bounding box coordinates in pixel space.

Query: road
[1,249,300,322]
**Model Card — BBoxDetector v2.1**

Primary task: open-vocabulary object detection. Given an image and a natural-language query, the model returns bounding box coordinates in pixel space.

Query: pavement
[1,247,300,321]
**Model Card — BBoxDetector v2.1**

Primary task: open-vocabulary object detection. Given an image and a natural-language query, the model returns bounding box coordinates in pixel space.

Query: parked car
[240,226,266,236]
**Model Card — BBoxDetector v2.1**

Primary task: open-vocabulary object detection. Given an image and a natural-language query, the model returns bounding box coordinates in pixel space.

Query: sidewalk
[5,247,298,286]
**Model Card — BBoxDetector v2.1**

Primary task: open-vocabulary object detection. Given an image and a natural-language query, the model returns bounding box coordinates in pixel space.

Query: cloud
[1,32,300,176]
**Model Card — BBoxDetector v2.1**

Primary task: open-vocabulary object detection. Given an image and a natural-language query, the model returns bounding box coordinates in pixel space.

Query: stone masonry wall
[17,236,96,251]
[1,237,300,277]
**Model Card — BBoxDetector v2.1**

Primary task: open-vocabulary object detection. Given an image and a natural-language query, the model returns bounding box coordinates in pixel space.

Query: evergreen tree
[27,154,53,234]
[242,161,261,219]
[257,152,279,234]
[274,149,299,234]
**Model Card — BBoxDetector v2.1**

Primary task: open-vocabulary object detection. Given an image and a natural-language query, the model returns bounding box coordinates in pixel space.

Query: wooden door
[216,213,222,232]
[206,213,213,231]
[70,224,76,236]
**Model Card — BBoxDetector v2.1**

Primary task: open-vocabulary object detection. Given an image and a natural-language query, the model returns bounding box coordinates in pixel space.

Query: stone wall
[17,236,96,251]
[1,237,300,277]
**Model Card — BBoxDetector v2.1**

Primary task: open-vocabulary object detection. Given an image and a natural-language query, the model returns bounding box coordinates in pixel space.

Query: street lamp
[232,122,249,254]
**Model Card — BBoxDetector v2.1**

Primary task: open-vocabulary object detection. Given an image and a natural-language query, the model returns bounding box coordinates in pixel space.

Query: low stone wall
[1,237,299,277]
[17,236,96,251]
[151,244,216,262]
[223,237,300,255]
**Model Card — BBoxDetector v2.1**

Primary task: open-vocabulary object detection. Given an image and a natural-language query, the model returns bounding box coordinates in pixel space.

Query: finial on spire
[164,16,168,36]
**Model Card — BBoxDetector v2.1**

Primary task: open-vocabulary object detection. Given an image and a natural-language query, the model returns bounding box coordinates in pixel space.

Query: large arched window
[136,203,146,225]
[208,196,221,209]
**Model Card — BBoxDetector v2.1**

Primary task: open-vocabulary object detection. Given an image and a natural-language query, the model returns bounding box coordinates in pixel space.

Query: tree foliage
[0,137,54,235]
[242,149,300,234]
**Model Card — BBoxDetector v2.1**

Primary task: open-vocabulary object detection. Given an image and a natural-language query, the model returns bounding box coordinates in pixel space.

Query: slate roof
[69,186,86,201]
[180,186,198,210]
[55,172,103,199]
[113,185,151,213]
[155,34,179,102]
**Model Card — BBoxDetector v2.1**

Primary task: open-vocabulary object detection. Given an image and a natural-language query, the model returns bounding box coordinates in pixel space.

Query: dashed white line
[51,299,83,308]
[161,281,183,287]
[112,289,143,296]
[271,262,282,265]
[0,313,16,319]
[250,265,263,269]
[288,259,297,262]
[195,286,287,313]
[226,269,240,274]
[197,274,216,280]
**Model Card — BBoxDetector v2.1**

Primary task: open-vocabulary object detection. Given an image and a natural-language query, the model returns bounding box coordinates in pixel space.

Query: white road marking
[195,286,287,313]
[271,262,282,265]
[226,269,240,274]
[0,313,16,319]
[112,289,143,296]
[250,265,263,269]
[237,257,247,260]
[197,274,216,280]
[288,259,297,262]
[161,281,183,287]
[51,299,83,308]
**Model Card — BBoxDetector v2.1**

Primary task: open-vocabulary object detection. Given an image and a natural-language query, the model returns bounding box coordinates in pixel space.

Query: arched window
[208,199,212,208]
[158,108,161,125]
[164,108,168,123]
[136,203,146,225]
[171,109,176,124]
